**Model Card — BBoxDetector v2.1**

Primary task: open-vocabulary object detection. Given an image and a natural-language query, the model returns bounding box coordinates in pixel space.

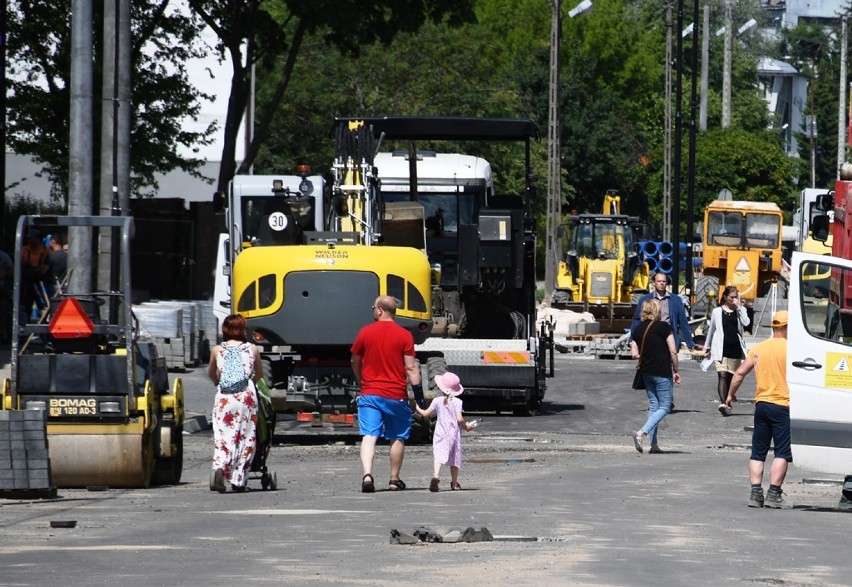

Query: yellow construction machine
[1,216,184,488]
[553,190,650,329]
[692,199,784,322]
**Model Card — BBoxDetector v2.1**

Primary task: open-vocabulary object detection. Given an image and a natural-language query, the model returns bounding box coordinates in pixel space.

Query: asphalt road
[1,347,851,586]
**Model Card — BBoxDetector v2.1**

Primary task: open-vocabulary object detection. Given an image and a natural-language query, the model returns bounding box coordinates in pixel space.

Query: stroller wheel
[265,471,277,491]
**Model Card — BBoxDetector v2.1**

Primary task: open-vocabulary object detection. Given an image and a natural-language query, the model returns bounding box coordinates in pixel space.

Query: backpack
[219,343,251,394]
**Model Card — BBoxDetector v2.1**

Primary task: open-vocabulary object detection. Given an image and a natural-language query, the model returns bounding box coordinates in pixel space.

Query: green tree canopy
[5,0,215,204]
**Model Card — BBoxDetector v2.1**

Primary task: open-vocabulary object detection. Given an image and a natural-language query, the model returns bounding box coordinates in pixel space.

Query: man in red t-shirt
[351,295,422,493]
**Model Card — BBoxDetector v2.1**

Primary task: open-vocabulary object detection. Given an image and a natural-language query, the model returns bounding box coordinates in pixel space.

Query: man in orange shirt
[726,310,790,509]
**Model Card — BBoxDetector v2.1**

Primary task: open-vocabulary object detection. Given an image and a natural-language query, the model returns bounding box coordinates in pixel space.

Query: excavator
[1,215,184,488]
[553,190,650,331]
[215,117,550,420]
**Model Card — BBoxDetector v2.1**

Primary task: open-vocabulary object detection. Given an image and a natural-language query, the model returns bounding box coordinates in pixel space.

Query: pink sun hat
[434,372,464,396]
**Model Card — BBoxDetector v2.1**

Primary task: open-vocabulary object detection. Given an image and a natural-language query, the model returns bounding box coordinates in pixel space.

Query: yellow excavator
[553,190,650,330]
[1,215,184,488]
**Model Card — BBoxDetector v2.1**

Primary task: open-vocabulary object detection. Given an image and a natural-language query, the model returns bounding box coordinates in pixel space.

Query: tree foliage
[5,0,216,204]
[187,0,477,192]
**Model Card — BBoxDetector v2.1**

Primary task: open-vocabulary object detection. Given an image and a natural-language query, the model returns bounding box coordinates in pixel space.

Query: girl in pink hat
[414,371,476,492]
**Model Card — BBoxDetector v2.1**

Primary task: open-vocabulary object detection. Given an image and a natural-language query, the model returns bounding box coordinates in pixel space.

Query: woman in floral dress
[207,314,264,492]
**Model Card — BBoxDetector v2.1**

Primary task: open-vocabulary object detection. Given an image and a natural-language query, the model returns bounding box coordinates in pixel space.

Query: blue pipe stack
[637,241,701,276]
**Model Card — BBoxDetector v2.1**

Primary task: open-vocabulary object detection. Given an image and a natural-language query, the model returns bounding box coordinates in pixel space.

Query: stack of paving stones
[0,410,56,499]
[196,301,219,364]
[132,305,185,371]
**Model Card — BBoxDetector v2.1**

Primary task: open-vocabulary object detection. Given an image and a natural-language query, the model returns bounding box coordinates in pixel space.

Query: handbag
[632,322,653,390]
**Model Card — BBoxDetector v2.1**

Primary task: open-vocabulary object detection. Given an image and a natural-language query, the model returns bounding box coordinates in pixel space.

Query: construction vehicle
[1,215,184,488]
[214,117,551,420]
[552,190,650,331]
[692,199,784,323]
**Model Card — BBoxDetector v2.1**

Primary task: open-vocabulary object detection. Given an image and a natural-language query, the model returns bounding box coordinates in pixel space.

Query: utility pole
[98,0,132,294]
[663,2,673,242]
[721,0,732,128]
[544,0,561,304]
[699,4,709,132]
[69,0,95,293]
[545,0,591,303]
[0,0,6,244]
[838,16,848,178]
[672,0,684,291]
[686,0,699,292]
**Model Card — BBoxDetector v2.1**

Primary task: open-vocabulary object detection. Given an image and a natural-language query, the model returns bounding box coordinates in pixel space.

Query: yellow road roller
[1,215,184,488]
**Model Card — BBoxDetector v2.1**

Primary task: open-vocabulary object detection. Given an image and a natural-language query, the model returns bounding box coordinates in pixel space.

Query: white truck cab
[788,251,852,476]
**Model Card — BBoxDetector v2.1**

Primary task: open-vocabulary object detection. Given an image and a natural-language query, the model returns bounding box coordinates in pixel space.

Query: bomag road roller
[1,215,184,488]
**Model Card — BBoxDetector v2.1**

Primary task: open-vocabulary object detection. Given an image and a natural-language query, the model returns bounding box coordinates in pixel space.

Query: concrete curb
[184,413,210,434]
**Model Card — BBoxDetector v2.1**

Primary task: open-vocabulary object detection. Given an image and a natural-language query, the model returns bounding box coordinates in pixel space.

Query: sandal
[451,482,461,491]
[361,474,375,493]
[633,432,644,454]
[429,478,440,492]
[388,479,406,491]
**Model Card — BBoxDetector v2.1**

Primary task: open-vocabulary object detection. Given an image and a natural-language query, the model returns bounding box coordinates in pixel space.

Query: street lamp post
[544,0,592,305]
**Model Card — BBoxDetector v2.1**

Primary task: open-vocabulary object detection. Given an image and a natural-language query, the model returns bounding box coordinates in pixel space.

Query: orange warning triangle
[48,298,95,339]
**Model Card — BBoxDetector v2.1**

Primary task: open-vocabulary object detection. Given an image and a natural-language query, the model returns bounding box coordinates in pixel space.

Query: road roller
[1,215,184,488]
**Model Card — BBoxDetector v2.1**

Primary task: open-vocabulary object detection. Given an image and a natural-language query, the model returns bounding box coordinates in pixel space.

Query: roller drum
[48,432,153,488]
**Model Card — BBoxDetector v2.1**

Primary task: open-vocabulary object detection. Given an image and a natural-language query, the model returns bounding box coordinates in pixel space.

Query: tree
[185,0,477,194]
[644,127,801,225]
[5,0,216,205]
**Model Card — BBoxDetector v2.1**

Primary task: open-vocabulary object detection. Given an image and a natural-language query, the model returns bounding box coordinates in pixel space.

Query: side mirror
[811,214,830,243]
[815,193,834,212]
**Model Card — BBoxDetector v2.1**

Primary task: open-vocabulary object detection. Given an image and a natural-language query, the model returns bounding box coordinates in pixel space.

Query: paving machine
[214,117,551,419]
[553,190,650,331]
[1,216,184,488]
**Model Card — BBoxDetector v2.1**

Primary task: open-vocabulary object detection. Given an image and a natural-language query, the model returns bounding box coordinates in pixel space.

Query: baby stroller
[249,379,278,490]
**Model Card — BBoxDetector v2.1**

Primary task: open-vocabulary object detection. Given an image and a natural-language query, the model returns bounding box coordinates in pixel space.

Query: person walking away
[630,298,680,454]
[725,310,791,509]
[42,233,69,300]
[207,313,264,493]
[703,285,749,416]
[351,295,423,493]
[631,272,693,410]
[414,371,474,492]
[19,231,48,324]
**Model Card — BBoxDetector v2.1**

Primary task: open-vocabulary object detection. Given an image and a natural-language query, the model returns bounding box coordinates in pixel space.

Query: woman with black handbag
[630,298,680,454]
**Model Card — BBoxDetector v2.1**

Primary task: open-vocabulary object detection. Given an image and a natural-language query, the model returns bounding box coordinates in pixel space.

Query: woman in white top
[703,286,749,416]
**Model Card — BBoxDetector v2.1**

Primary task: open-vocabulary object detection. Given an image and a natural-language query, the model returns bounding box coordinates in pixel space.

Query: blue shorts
[750,401,792,462]
[357,395,412,441]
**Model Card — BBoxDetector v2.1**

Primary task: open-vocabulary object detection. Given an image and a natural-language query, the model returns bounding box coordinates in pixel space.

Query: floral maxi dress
[212,342,258,487]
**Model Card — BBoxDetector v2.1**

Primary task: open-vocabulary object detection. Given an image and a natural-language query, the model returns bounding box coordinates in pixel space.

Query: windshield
[707,211,779,248]
[382,192,476,235]
[744,213,780,248]
[571,221,632,259]
[240,195,315,244]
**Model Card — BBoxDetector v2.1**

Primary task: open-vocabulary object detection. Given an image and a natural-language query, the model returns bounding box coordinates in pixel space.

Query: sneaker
[718,403,732,416]
[748,487,764,508]
[764,489,790,509]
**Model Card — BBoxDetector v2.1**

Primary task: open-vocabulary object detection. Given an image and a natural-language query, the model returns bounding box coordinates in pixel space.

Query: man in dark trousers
[351,295,423,493]
[631,272,695,352]
[725,310,791,509]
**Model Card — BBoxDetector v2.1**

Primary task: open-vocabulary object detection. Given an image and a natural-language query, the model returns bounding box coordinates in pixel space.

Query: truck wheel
[692,275,719,317]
